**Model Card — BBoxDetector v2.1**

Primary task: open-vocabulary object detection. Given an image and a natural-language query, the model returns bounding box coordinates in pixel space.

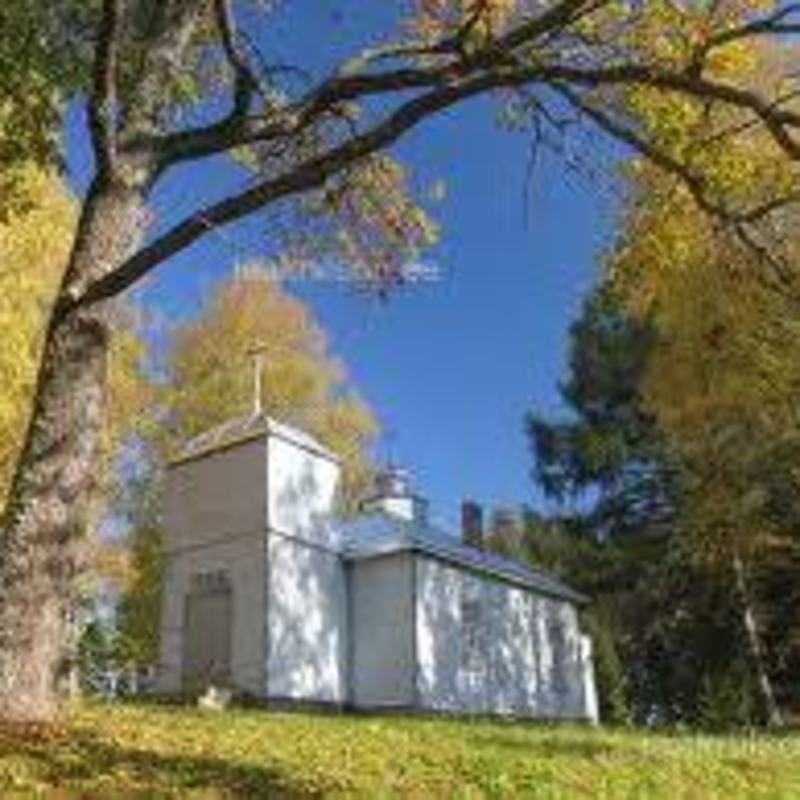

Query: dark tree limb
[150,50,800,175]
[74,70,554,310]
[541,64,800,159]
[87,0,123,178]
[82,3,800,307]
[551,82,798,286]
[213,0,265,114]
[702,4,800,55]
[144,0,602,166]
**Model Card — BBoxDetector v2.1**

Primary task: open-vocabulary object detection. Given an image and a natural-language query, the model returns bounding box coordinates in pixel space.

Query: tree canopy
[113,268,379,667]
[526,39,800,725]
[0,166,150,508]
[163,267,379,508]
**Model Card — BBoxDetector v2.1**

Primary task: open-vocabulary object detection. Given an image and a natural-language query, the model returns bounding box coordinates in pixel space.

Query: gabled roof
[341,513,588,605]
[170,415,586,604]
[170,413,339,466]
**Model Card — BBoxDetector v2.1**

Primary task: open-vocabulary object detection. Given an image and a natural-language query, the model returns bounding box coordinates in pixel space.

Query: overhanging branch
[73,70,550,311]
[88,0,123,177]
[213,0,265,113]
[146,0,606,168]
[551,83,797,286]
[79,2,800,309]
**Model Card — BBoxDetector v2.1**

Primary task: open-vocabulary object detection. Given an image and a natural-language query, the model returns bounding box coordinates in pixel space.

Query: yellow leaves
[613,2,797,220]
[706,38,759,80]
[614,170,800,444]
[622,0,696,67]
[86,539,133,588]
[610,164,710,316]
[306,154,439,291]
[165,269,379,509]
[169,270,330,435]
[410,0,519,42]
[0,165,74,505]
[625,87,704,157]
[106,328,154,458]
[605,34,800,552]
[0,165,151,518]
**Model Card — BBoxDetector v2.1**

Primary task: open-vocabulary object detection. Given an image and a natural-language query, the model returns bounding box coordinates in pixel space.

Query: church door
[182,571,233,693]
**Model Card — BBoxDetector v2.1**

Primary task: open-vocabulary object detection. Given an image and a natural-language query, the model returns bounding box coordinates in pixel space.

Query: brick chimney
[461,500,483,550]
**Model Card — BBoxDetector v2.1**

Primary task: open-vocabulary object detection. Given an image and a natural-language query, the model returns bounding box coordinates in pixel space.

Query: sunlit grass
[0,700,798,798]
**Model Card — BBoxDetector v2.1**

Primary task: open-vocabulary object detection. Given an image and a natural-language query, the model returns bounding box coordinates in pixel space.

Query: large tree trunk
[733,552,783,728]
[0,180,148,723]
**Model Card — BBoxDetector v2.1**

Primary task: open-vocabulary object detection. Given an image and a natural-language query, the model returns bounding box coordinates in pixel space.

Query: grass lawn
[0,702,798,799]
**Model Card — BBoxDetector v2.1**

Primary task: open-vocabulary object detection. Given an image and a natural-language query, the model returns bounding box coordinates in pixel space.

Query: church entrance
[182,570,233,693]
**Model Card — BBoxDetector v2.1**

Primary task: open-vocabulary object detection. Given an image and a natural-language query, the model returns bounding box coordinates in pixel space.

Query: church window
[549,617,569,697]
[461,585,484,673]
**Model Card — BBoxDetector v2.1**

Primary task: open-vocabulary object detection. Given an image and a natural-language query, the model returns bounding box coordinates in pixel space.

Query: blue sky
[65,6,619,532]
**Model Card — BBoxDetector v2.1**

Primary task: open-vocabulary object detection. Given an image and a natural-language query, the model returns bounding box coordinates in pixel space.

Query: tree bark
[733,552,783,728]
[0,180,148,722]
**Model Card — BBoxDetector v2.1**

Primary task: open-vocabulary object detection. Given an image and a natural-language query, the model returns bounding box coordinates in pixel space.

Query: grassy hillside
[0,702,798,798]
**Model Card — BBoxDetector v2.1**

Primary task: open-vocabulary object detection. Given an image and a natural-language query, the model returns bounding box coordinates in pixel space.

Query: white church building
[157,413,598,722]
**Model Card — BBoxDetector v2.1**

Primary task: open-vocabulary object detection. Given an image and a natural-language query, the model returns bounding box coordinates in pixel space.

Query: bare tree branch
[73,70,553,311]
[213,0,265,114]
[87,0,123,177]
[82,2,800,305]
[701,4,800,56]
[552,83,798,286]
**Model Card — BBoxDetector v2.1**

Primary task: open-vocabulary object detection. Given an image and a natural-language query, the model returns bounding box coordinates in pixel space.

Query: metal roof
[169,415,586,604]
[171,413,339,465]
[341,513,588,605]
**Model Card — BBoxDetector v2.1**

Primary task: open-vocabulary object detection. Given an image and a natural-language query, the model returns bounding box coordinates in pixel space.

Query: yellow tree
[1,166,152,504]
[115,268,378,666]
[0,1,87,218]
[1,167,153,499]
[166,267,379,510]
[607,43,800,725]
[0,166,76,504]
[0,167,152,684]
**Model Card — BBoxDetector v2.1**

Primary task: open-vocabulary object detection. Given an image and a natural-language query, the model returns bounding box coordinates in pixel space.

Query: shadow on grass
[461,730,620,760]
[0,727,329,799]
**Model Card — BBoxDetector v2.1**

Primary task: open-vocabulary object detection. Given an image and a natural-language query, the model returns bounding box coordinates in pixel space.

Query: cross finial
[382,424,398,467]
[246,344,267,415]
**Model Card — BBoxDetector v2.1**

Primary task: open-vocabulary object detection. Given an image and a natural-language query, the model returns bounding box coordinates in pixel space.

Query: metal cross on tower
[246,344,268,415]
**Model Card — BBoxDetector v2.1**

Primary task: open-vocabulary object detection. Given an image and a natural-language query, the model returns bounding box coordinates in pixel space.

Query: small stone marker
[197,685,233,711]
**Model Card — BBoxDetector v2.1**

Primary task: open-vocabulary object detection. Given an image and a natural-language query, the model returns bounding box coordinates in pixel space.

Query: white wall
[415,556,597,721]
[166,438,266,552]
[264,428,347,702]
[159,535,267,695]
[265,535,347,702]
[159,439,268,695]
[350,554,415,708]
[266,434,341,548]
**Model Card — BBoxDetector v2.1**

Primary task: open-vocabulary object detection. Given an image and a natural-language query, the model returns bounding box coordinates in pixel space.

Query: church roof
[170,415,586,604]
[341,513,588,605]
[171,412,339,465]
